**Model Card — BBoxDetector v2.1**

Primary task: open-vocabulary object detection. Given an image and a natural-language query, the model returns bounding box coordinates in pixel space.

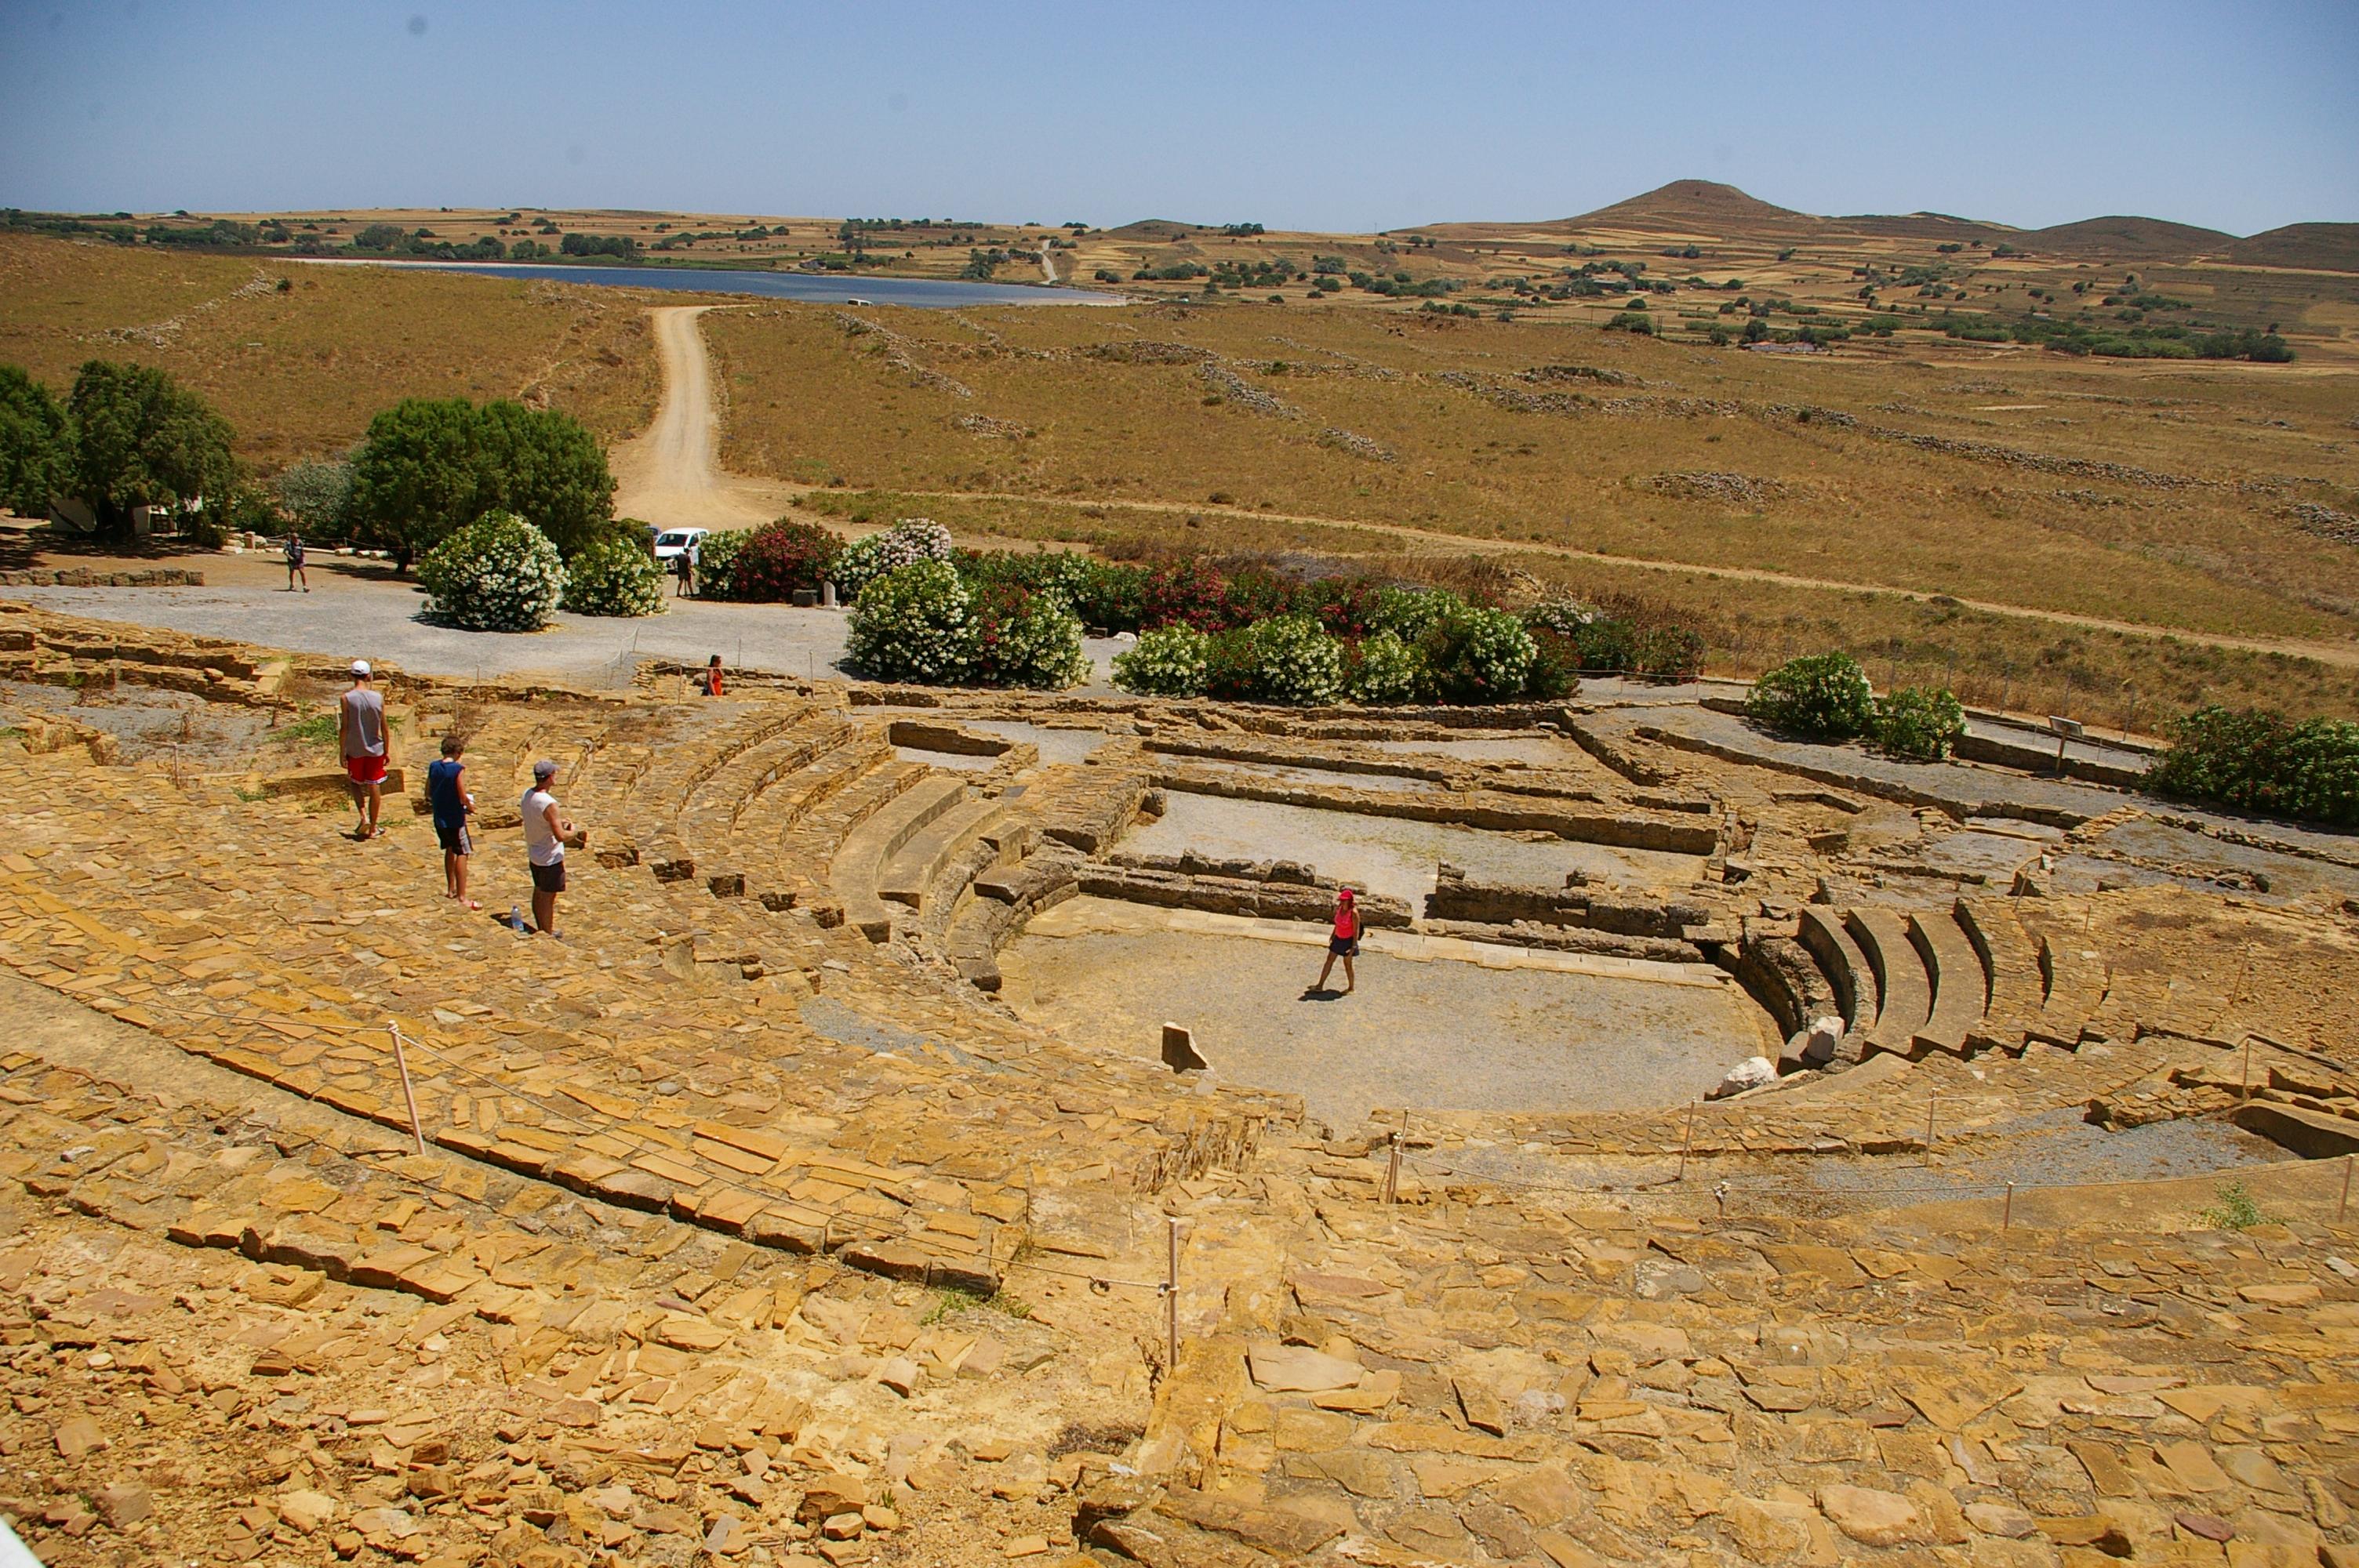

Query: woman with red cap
[1310,887,1361,996]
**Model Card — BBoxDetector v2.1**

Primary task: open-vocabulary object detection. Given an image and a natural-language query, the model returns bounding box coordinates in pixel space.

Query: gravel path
[3,580,1132,689]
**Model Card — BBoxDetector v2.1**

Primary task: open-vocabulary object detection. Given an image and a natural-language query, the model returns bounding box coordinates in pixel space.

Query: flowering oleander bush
[560,533,666,617]
[1418,604,1536,703]
[418,511,567,631]
[1521,598,1703,681]
[968,581,1089,689]
[2150,706,2359,826]
[1142,556,1234,633]
[1521,630,1583,701]
[721,519,841,601]
[1874,685,1966,760]
[689,528,747,597]
[1747,652,1875,739]
[845,559,972,683]
[1112,625,1209,696]
[1369,585,1461,642]
[1205,615,1345,706]
[1347,630,1424,704]
[831,517,954,601]
[1523,597,1600,638]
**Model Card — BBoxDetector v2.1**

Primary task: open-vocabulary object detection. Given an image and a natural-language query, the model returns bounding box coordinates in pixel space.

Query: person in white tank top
[520,760,574,936]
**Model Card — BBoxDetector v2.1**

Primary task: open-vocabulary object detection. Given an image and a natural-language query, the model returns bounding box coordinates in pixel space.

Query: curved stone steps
[1956,898,2045,1053]
[1797,906,1877,1048]
[2028,927,2110,1047]
[831,775,972,942]
[878,797,1022,913]
[671,719,863,898]
[1847,908,1932,1059]
[1907,909,1983,1058]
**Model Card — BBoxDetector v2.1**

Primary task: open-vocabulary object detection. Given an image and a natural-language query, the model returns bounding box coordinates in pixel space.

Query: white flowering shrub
[1206,615,1345,706]
[1418,605,1536,702]
[1347,630,1425,704]
[1368,585,1462,641]
[845,559,972,683]
[969,583,1089,689]
[1113,625,1209,697]
[417,511,566,631]
[831,517,954,602]
[1522,597,1599,637]
[561,534,667,618]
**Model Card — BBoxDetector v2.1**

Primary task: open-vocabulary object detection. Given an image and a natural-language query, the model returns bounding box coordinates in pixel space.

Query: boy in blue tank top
[427,734,478,909]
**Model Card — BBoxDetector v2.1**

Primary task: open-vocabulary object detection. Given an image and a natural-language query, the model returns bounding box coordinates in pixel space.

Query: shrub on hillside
[725,519,840,601]
[1204,615,1345,706]
[561,534,665,618]
[845,559,971,684]
[1747,652,1875,739]
[1418,604,1536,703]
[2149,706,2359,826]
[1874,685,1965,760]
[1112,625,1209,697]
[1521,630,1583,701]
[1347,630,1425,705]
[1630,623,1706,681]
[967,581,1089,689]
[831,517,953,601]
[417,511,567,631]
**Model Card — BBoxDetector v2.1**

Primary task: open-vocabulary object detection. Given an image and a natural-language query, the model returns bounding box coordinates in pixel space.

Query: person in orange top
[700,654,725,697]
[1310,887,1361,996]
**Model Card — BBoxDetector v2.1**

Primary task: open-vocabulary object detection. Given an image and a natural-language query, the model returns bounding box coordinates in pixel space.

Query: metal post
[1164,1218,1181,1376]
[2002,1181,2015,1232]
[2341,1156,2353,1225]
[2241,1037,2253,1099]
[1679,1103,1696,1181]
[1925,1094,1938,1163]
[388,1020,426,1157]
[1384,1131,1401,1205]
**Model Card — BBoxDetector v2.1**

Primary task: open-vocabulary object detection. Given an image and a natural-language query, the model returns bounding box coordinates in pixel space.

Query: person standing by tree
[337,659,387,840]
[674,546,694,598]
[520,760,575,938]
[284,529,309,592]
[1308,887,1361,996]
[427,733,477,909]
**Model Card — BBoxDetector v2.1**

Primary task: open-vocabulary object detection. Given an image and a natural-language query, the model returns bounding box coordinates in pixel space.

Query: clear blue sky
[3,1,2353,236]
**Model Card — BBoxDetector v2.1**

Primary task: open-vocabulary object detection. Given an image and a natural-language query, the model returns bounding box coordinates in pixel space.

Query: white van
[652,527,709,561]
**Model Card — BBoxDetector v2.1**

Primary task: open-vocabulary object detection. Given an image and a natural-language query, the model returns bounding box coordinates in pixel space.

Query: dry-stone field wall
[3,597,2358,1567]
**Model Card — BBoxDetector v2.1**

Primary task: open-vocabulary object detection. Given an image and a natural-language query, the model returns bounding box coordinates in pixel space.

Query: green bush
[967,581,1089,689]
[1521,630,1583,700]
[1874,685,1965,760]
[562,534,666,618]
[1347,630,1424,704]
[1747,652,1875,739]
[2150,705,2359,826]
[417,511,567,631]
[692,528,747,597]
[1112,625,1209,697]
[845,559,971,683]
[1369,585,1462,642]
[1204,615,1344,706]
[1418,605,1536,703]
[1630,623,1706,681]
[831,517,954,602]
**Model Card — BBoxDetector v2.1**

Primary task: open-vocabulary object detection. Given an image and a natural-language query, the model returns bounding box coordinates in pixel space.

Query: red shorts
[346,754,387,785]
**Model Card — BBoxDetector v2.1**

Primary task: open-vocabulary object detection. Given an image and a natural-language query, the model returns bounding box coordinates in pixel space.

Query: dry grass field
[7,179,2358,730]
[704,292,2359,728]
[0,233,662,469]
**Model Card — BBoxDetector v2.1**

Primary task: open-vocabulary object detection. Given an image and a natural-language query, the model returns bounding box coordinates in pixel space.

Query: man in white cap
[521,759,575,937]
[337,659,387,840]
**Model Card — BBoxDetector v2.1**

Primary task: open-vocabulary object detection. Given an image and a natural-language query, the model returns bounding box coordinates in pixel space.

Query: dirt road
[610,305,797,529]
[613,306,2359,671]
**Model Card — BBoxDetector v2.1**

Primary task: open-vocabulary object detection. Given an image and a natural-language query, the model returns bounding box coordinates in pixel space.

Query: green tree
[271,457,354,539]
[354,223,406,251]
[475,400,616,557]
[347,397,491,570]
[347,397,616,569]
[64,360,237,535]
[0,365,69,516]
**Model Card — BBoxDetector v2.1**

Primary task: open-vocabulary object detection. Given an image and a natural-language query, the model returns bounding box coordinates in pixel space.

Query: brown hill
[1561,179,1818,234]
[2015,215,2233,260]
[2225,223,2359,274]
[1836,211,2016,244]
[1099,219,1205,241]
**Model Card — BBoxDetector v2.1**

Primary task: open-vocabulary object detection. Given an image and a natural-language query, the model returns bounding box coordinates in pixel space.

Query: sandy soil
[610,305,801,529]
